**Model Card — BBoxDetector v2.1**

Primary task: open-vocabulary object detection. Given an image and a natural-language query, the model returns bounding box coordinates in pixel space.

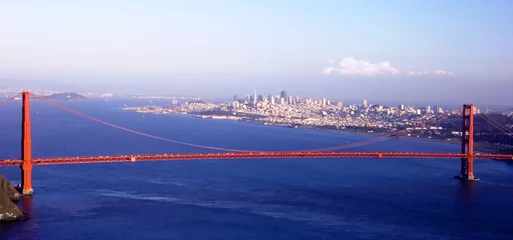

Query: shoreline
[126,110,512,156]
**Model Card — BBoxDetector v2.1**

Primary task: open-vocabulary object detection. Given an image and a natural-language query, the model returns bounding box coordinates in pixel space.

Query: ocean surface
[0,98,512,240]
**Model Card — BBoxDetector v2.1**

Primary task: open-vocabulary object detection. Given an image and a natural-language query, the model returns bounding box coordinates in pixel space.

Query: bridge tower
[455,104,479,181]
[20,91,34,195]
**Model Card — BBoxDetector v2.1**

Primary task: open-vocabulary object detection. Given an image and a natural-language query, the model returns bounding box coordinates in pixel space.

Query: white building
[321,98,327,107]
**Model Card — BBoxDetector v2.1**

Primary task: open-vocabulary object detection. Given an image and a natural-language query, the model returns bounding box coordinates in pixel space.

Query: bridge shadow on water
[455,180,476,206]
[453,180,486,234]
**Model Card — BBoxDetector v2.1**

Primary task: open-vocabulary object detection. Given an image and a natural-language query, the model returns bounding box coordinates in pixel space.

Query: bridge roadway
[1,152,512,167]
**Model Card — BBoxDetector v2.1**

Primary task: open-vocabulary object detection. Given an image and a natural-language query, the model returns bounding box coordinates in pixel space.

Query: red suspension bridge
[1,92,512,196]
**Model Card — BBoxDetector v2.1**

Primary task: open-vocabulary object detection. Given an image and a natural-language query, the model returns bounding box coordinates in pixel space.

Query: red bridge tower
[455,104,479,181]
[21,91,34,195]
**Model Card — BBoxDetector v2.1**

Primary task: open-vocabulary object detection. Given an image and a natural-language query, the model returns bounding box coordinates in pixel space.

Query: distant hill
[439,114,513,149]
[44,92,87,101]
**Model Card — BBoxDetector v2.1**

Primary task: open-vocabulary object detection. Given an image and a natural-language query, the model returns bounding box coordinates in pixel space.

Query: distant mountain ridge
[44,92,87,101]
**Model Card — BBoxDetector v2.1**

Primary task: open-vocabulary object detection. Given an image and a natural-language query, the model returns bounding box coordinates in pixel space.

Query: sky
[0,0,512,106]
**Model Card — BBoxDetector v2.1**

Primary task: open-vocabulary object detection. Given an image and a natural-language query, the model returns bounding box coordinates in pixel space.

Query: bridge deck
[1,152,512,167]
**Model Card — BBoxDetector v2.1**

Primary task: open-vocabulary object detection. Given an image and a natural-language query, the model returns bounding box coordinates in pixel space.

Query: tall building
[363,100,368,108]
[337,101,343,109]
[268,95,274,104]
[233,95,238,101]
[399,104,405,110]
[321,98,327,108]
[280,90,287,100]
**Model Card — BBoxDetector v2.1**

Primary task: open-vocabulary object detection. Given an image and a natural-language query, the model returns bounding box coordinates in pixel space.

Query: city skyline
[0,85,510,110]
[1,0,512,105]
[229,89,480,110]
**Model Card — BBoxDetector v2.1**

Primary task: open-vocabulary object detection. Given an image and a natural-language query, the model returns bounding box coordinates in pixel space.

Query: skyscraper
[249,95,255,105]
[363,100,368,108]
[434,105,441,114]
[280,90,287,100]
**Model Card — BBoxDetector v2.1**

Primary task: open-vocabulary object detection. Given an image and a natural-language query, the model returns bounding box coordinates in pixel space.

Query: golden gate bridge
[1,92,512,196]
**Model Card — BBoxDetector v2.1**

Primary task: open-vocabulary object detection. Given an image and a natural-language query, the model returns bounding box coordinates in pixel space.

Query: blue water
[0,99,512,240]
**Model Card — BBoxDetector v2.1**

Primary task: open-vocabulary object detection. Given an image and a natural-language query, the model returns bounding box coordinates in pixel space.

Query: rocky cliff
[0,175,24,221]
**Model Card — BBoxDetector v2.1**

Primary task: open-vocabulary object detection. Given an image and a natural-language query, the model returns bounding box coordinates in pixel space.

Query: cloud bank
[323,58,455,77]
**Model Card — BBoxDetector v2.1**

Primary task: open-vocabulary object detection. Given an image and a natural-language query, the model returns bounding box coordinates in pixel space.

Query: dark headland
[0,175,24,222]
[43,92,87,101]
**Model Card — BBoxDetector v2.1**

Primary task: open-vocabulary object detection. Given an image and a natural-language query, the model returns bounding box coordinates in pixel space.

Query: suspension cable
[29,92,450,152]
[478,114,513,137]
[30,93,253,152]
[299,116,449,152]
[0,93,22,108]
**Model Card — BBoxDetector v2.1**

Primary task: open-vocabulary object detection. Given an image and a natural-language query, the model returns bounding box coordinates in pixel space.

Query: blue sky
[0,0,512,105]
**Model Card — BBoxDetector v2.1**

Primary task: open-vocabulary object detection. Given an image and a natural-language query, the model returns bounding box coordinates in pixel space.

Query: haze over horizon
[1,0,512,105]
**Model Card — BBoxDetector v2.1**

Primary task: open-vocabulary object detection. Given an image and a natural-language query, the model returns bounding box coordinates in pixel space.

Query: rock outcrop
[44,92,87,101]
[0,175,24,221]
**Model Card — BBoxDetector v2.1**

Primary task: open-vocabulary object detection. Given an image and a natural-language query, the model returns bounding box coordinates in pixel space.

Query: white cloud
[323,57,455,77]
[322,67,339,75]
[434,70,455,77]
[405,70,455,77]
